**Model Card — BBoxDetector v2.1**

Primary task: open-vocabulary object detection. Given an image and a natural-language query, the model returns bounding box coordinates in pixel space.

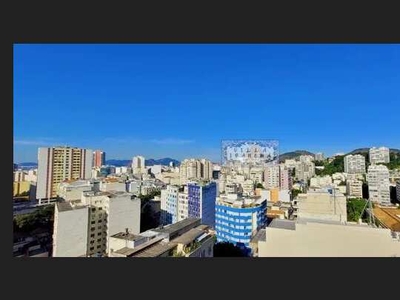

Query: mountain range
[106,158,180,167]
[15,148,400,167]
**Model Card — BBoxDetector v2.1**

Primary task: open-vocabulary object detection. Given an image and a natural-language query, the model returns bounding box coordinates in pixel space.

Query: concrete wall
[84,149,93,179]
[107,194,141,237]
[187,236,215,257]
[37,147,50,200]
[53,206,89,257]
[259,222,400,257]
[297,192,347,222]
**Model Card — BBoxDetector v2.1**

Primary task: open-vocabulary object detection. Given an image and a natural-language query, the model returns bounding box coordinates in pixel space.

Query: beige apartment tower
[36,146,92,204]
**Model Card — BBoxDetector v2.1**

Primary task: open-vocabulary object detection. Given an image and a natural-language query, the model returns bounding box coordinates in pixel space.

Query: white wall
[107,194,141,237]
[37,147,50,200]
[259,222,400,257]
[53,205,89,257]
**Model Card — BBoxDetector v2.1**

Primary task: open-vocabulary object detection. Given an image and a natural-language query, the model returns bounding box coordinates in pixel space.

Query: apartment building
[215,193,267,251]
[369,147,390,164]
[367,164,391,204]
[109,218,215,258]
[93,150,106,168]
[37,146,92,204]
[344,154,366,174]
[52,191,141,257]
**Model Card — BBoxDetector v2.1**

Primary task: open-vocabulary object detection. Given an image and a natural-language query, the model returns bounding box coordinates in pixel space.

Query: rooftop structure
[258,218,400,257]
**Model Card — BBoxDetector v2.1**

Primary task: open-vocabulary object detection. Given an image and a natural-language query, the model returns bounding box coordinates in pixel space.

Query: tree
[14,205,54,233]
[347,198,368,222]
[213,242,247,257]
[291,189,302,200]
[320,156,344,176]
[256,183,264,189]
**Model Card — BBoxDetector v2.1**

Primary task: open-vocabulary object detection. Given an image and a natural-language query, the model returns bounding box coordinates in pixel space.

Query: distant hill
[17,162,38,167]
[106,158,180,167]
[347,148,400,156]
[145,158,180,166]
[279,150,315,162]
[105,159,131,167]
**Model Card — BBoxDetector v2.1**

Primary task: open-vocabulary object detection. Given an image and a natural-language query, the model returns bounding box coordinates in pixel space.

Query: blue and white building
[188,181,217,228]
[160,185,180,225]
[215,193,267,250]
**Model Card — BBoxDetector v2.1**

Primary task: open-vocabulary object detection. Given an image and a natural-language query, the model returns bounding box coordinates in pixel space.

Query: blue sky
[14,44,400,163]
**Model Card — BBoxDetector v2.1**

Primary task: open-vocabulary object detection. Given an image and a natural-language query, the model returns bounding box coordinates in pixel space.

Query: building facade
[369,147,390,164]
[295,188,347,223]
[295,161,315,182]
[52,191,141,257]
[215,194,267,250]
[346,179,363,198]
[187,181,217,228]
[132,156,146,174]
[93,150,106,168]
[37,146,93,204]
[344,154,366,174]
[179,158,213,184]
[264,164,280,189]
[160,185,180,225]
[279,165,293,190]
[367,164,391,204]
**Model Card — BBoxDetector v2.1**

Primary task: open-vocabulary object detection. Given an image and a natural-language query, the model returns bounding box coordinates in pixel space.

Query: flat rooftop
[132,241,177,257]
[111,232,144,241]
[268,219,296,230]
[172,225,209,245]
[114,236,165,256]
[56,202,87,212]
[153,218,201,236]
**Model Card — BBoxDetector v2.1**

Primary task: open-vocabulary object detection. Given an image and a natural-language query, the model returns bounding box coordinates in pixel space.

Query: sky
[14,44,400,163]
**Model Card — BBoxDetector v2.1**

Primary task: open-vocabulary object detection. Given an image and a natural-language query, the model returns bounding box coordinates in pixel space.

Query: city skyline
[14,44,400,162]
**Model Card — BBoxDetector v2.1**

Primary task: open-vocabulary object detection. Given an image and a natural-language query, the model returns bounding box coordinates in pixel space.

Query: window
[90,234,95,238]
[97,245,101,249]
[90,247,94,251]
[91,221,95,225]
[97,238,101,242]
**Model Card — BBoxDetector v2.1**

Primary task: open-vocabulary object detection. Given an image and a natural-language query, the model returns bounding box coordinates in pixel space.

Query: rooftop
[268,219,296,231]
[111,232,144,241]
[114,236,165,257]
[56,201,87,212]
[250,229,266,244]
[172,225,209,245]
[132,241,177,258]
[153,218,201,236]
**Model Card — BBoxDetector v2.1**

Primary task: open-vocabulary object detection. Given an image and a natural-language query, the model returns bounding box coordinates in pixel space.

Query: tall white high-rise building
[344,154,366,174]
[132,156,146,174]
[264,165,280,189]
[279,165,293,190]
[367,164,390,204]
[52,191,141,257]
[369,147,390,164]
[37,146,92,204]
